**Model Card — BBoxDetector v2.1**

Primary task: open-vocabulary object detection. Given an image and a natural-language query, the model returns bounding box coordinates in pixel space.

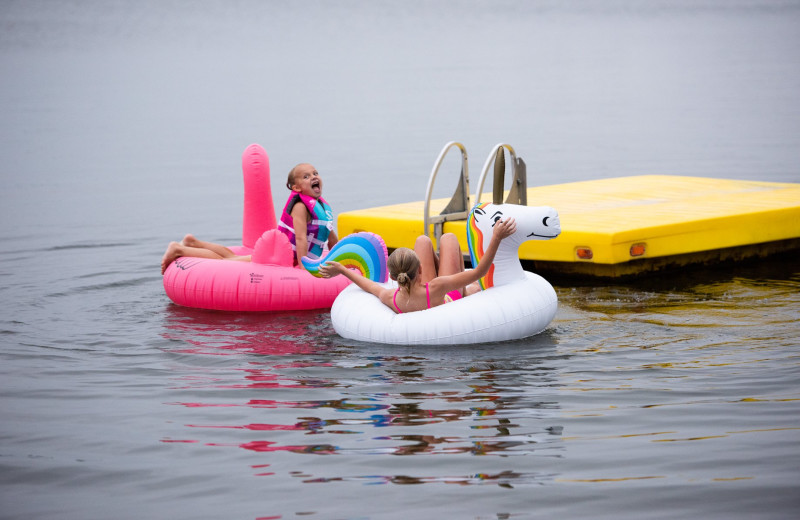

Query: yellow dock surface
[338,175,800,277]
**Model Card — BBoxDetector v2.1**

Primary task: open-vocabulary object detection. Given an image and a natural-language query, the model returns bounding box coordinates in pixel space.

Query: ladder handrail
[423,141,470,238]
[474,143,518,205]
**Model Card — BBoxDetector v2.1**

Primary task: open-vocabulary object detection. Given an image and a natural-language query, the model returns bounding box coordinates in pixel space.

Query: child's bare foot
[161,242,183,275]
[181,234,198,247]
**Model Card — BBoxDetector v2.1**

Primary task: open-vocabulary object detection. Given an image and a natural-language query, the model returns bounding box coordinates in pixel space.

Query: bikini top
[392,283,430,314]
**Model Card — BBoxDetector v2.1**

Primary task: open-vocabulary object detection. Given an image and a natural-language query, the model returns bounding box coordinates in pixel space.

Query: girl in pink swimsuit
[392,283,462,313]
[319,218,516,314]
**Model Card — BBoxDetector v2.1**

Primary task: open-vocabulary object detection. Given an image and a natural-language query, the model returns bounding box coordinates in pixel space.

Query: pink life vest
[278,192,333,263]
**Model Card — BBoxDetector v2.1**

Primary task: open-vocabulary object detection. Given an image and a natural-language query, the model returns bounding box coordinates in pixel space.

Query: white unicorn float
[301,141,562,345]
[310,201,561,345]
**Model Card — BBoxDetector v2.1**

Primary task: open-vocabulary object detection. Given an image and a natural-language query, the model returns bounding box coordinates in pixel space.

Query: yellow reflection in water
[557,476,665,483]
[562,431,676,442]
[653,435,728,442]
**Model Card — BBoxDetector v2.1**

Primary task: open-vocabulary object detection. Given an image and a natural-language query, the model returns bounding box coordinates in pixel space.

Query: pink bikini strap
[392,288,403,314]
[425,283,431,309]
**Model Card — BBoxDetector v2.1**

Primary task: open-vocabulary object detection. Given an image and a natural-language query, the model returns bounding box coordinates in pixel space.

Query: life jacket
[278,192,333,263]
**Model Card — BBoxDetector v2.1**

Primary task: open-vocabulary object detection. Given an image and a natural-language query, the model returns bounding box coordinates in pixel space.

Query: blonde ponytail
[388,248,419,294]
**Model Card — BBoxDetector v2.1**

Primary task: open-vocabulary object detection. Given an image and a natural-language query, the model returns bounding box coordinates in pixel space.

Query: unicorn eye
[490,211,503,226]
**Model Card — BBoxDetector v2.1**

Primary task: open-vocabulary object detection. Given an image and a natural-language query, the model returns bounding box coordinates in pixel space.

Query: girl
[318,218,516,313]
[278,163,339,266]
[161,163,338,274]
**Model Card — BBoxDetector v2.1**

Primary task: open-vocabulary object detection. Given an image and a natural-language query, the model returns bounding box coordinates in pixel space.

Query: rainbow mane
[302,232,389,282]
[467,202,493,290]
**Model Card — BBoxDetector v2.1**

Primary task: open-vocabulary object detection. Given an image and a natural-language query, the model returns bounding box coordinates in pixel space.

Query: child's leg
[437,233,464,275]
[414,235,438,283]
[162,241,224,274]
[437,233,467,295]
[162,240,252,274]
[181,234,238,258]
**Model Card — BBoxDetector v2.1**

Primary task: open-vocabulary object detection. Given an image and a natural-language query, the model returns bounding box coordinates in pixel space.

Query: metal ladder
[423,142,528,244]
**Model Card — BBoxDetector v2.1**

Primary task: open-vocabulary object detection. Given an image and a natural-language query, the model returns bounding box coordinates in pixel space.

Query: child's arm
[327,229,338,249]
[290,203,310,266]
[433,218,516,293]
[318,261,386,299]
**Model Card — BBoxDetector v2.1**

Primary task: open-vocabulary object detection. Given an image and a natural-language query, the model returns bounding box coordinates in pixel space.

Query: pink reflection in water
[187,423,306,431]
[235,440,338,455]
[161,305,331,357]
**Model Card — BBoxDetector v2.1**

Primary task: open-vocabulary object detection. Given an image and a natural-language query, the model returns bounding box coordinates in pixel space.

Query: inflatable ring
[163,144,352,312]
[327,202,561,345]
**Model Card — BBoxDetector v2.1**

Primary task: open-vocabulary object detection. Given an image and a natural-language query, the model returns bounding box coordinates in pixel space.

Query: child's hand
[493,217,516,240]
[317,261,343,278]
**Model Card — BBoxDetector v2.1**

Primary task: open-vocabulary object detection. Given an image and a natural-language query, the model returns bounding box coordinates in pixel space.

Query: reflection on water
[156,256,799,500]
[162,306,333,357]
[159,305,566,489]
[298,469,554,487]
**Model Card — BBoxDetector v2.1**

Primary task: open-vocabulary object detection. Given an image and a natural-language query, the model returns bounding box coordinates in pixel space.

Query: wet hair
[387,248,420,293]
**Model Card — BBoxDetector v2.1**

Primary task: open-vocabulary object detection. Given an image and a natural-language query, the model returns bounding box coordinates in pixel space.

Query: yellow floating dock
[338,175,800,278]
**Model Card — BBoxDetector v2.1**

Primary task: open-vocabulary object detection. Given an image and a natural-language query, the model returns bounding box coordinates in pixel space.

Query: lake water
[1,1,799,519]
